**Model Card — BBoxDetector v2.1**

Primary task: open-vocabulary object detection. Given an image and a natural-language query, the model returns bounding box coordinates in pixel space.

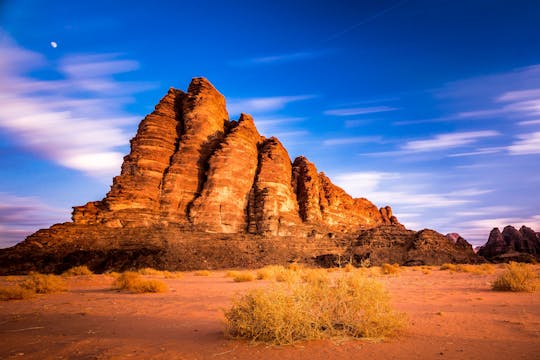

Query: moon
[50,41,58,48]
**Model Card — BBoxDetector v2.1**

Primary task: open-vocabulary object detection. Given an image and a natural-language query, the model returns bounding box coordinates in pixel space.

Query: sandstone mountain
[478,225,540,263]
[0,78,480,274]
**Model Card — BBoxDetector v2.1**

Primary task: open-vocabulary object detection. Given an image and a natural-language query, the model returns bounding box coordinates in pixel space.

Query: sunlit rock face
[72,78,391,233]
[0,78,481,274]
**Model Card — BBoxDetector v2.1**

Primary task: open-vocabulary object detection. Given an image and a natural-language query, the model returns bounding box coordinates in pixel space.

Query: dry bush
[224,272,406,345]
[194,270,211,276]
[233,272,255,282]
[113,272,168,293]
[287,262,303,272]
[21,273,67,294]
[300,269,330,288]
[0,285,35,300]
[138,268,164,276]
[275,268,300,284]
[492,262,539,292]
[381,263,400,275]
[225,270,241,278]
[343,263,355,273]
[440,263,457,271]
[256,265,286,280]
[440,263,495,275]
[326,267,339,273]
[62,265,93,276]
[138,268,183,279]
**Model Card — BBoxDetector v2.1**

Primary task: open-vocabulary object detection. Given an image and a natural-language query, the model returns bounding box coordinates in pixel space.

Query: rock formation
[0,78,481,274]
[478,225,540,262]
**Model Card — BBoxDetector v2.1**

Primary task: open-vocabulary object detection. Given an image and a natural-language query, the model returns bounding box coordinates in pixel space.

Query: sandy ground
[1,267,539,360]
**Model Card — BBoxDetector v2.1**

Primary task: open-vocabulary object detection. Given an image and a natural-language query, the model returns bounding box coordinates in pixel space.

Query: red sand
[1,267,539,359]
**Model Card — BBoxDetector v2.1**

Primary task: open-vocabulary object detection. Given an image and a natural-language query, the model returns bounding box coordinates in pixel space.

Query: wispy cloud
[507,132,540,155]
[0,32,154,178]
[324,106,397,116]
[323,136,382,146]
[231,50,327,66]
[0,193,69,248]
[402,131,500,152]
[518,119,540,126]
[227,95,315,116]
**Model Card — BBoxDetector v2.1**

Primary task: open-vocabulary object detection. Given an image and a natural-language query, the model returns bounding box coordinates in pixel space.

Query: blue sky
[1,0,540,247]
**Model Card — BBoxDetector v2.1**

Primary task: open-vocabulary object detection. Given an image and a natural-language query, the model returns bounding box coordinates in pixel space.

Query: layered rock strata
[0,77,481,273]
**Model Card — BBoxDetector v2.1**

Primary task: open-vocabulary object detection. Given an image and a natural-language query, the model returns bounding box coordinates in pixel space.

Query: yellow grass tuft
[225,270,241,278]
[440,263,495,275]
[256,265,286,280]
[381,263,400,275]
[62,265,93,276]
[0,285,35,300]
[113,272,168,293]
[492,262,539,292]
[224,272,406,345]
[343,263,355,272]
[138,268,183,279]
[233,272,255,282]
[20,273,67,294]
[194,270,211,276]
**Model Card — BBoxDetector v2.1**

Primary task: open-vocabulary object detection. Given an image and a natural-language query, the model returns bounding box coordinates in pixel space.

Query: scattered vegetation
[138,268,183,279]
[343,263,355,272]
[492,262,539,292]
[380,263,400,275]
[194,270,211,276]
[113,272,168,293]
[225,270,241,278]
[62,265,93,276]
[440,263,495,274]
[256,265,289,281]
[224,272,406,345]
[20,273,67,294]
[233,272,255,282]
[0,285,35,300]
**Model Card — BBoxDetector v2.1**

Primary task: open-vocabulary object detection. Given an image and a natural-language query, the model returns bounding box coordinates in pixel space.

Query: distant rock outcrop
[478,225,540,263]
[0,78,481,274]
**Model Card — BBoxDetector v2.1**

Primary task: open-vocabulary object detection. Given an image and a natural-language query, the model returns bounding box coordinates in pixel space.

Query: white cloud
[323,136,382,146]
[507,132,540,155]
[0,32,154,178]
[324,106,396,116]
[227,95,315,116]
[497,88,540,102]
[402,131,500,152]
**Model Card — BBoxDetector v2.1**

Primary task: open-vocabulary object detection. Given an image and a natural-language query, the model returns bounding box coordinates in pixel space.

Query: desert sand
[1,267,539,360]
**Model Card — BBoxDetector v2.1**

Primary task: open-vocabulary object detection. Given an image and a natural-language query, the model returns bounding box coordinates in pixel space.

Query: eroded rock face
[0,77,480,273]
[478,225,540,262]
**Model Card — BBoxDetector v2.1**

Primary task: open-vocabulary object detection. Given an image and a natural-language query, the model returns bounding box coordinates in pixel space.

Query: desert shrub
[20,273,67,294]
[256,265,286,280]
[359,258,371,268]
[440,263,495,275]
[492,262,539,292]
[225,270,241,278]
[0,285,35,300]
[62,265,93,276]
[343,263,355,273]
[287,262,303,272]
[224,272,406,345]
[300,269,330,288]
[233,272,255,282]
[274,268,300,284]
[194,270,211,276]
[138,268,163,276]
[440,263,457,271]
[381,263,400,275]
[113,272,167,293]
